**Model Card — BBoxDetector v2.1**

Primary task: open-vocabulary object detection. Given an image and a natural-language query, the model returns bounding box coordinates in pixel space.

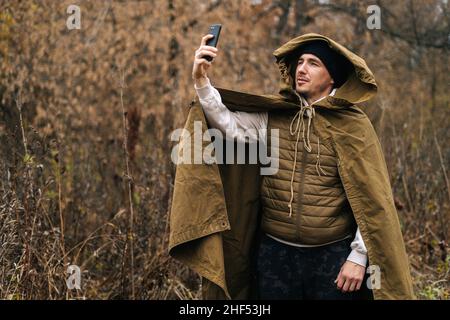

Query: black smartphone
[204,24,222,61]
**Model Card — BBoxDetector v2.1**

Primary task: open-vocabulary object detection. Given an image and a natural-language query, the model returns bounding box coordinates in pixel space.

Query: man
[169,33,415,300]
[193,35,367,299]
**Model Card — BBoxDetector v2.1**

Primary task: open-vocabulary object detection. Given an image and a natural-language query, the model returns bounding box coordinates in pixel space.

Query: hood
[273,33,377,106]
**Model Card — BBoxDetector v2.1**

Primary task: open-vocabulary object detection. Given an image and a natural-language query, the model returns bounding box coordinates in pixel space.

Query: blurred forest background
[0,0,448,299]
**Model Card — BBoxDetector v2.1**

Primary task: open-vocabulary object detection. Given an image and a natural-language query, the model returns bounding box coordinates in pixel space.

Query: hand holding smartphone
[203,24,222,61]
[192,24,222,85]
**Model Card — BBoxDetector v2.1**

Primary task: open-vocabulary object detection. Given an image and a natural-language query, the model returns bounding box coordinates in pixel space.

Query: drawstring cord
[287,92,327,217]
[316,135,327,176]
[287,96,305,217]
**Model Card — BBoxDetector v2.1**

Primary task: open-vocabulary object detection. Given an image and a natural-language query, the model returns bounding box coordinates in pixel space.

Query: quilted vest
[260,109,356,245]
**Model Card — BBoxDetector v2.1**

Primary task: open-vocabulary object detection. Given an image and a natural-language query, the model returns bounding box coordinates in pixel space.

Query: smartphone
[204,24,222,61]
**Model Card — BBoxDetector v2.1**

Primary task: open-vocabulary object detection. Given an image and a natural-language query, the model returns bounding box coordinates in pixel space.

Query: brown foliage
[0,0,448,299]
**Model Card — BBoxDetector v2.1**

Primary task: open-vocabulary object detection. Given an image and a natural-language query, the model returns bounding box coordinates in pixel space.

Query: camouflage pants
[256,234,372,300]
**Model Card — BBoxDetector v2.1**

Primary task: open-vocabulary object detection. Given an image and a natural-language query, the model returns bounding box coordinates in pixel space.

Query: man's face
[294,53,334,102]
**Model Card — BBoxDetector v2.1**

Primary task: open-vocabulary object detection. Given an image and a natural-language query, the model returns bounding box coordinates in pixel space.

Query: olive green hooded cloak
[168,33,415,300]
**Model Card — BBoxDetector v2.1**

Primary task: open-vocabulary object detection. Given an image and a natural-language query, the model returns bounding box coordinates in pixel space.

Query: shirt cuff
[347,249,368,267]
[194,78,214,100]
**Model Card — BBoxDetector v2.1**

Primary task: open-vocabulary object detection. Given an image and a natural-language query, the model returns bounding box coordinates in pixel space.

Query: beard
[295,80,333,102]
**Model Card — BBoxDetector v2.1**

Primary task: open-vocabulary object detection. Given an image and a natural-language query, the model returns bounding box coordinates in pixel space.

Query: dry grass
[0,0,448,299]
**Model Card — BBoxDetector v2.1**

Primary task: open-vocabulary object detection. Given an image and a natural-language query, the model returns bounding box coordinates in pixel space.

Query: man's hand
[192,34,218,87]
[334,261,366,293]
